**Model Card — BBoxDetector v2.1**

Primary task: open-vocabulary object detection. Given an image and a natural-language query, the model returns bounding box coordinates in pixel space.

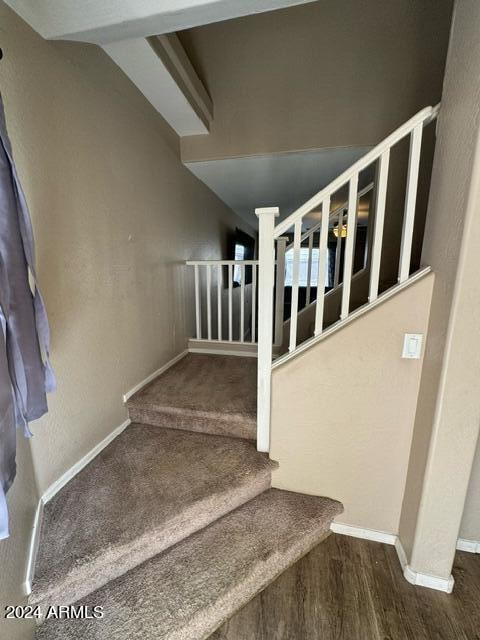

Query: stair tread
[35,489,343,640]
[127,354,257,440]
[31,423,275,609]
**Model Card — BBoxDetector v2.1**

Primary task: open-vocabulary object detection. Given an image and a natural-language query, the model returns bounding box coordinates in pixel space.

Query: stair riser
[127,405,256,441]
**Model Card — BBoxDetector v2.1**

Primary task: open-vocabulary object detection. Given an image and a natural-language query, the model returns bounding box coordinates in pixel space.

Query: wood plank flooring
[210,533,480,640]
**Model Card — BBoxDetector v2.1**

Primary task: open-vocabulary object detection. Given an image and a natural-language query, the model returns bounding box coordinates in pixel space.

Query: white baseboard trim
[25,417,131,595]
[123,350,188,403]
[330,522,397,545]
[25,349,190,595]
[403,565,455,593]
[188,339,257,358]
[395,538,455,593]
[332,524,455,594]
[457,538,480,553]
[330,522,397,544]
[41,418,131,504]
[23,499,44,596]
[188,346,258,357]
[394,536,408,568]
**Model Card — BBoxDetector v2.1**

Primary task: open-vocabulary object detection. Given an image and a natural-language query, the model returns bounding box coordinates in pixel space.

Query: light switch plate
[402,333,423,359]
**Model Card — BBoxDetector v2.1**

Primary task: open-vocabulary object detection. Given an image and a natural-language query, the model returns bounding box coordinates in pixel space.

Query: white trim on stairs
[41,418,132,504]
[456,538,480,553]
[26,349,191,595]
[123,350,188,402]
[23,499,44,595]
[273,266,432,369]
[24,417,132,595]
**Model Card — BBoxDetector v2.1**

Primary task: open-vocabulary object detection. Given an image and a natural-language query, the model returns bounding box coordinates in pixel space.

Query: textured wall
[0,4,252,494]
[270,273,434,534]
[179,0,452,162]
[461,437,480,542]
[0,437,38,639]
[398,0,480,579]
[0,4,250,626]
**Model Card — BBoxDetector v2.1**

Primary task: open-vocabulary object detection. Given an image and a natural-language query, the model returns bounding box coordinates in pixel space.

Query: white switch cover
[402,334,423,359]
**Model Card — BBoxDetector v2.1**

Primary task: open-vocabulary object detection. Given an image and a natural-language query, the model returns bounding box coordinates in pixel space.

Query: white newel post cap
[255,207,280,218]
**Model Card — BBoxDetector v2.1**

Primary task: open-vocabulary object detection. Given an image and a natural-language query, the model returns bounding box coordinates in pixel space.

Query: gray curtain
[0,95,55,539]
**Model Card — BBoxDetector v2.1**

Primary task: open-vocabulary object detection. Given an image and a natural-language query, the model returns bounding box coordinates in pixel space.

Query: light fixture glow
[333,223,347,238]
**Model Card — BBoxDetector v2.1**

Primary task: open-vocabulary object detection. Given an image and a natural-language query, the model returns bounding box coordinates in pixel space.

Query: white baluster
[289,220,302,353]
[206,265,212,340]
[240,264,245,342]
[228,264,233,341]
[274,237,287,348]
[399,124,423,283]
[255,207,279,453]
[194,264,201,339]
[306,232,314,305]
[217,264,222,340]
[334,208,343,287]
[341,176,359,320]
[314,196,331,335]
[251,264,257,343]
[369,150,390,302]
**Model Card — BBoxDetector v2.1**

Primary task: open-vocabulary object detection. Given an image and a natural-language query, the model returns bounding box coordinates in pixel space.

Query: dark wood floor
[210,533,480,640]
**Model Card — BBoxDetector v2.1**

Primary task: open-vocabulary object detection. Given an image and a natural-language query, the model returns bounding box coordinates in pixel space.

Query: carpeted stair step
[30,423,276,611]
[35,489,343,640]
[127,354,257,440]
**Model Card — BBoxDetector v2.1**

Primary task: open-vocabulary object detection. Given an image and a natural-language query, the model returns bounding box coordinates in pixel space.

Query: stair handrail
[255,103,440,453]
[284,181,375,253]
[274,104,439,238]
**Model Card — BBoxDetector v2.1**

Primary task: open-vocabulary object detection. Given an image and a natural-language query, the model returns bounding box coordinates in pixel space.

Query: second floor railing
[185,260,259,344]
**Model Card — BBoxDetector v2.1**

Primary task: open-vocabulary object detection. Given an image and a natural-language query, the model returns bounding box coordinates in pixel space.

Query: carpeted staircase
[31,353,342,639]
[126,354,257,440]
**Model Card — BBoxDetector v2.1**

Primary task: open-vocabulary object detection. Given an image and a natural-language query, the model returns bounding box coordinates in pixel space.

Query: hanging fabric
[0,94,55,539]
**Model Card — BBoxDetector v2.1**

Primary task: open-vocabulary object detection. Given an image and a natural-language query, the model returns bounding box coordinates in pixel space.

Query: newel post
[274,236,288,348]
[255,207,279,453]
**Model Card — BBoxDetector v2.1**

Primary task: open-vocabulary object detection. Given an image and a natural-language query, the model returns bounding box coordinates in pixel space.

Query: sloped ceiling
[3,0,320,43]
[185,146,372,226]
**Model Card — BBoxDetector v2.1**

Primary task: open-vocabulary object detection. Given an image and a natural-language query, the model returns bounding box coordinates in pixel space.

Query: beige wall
[179,0,452,162]
[0,2,251,620]
[398,0,480,580]
[0,436,38,639]
[270,273,434,534]
[179,0,447,294]
[460,437,480,542]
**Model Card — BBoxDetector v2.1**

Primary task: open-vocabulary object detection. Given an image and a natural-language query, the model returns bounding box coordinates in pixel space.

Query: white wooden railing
[273,181,375,348]
[255,104,440,451]
[186,260,259,344]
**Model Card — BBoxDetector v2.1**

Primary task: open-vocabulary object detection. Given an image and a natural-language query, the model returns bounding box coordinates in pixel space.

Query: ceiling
[185,146,373,228]
[4,0,319,136]
[3,0,319,43]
